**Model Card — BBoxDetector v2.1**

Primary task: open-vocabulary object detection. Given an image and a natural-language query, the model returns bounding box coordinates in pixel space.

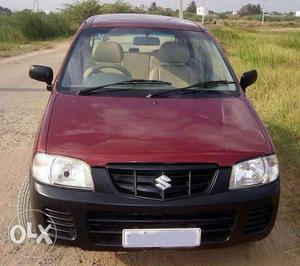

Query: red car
[24,14,279,250]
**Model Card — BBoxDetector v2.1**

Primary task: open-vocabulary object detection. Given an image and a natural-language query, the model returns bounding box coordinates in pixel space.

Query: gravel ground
[0,43,299,266]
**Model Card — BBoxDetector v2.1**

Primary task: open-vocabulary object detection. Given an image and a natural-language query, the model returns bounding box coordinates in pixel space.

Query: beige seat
[150,42,197,87]
[122,50,162,80]
[150,50,160,70]
[122,52,150,80]
[83,41,129,80]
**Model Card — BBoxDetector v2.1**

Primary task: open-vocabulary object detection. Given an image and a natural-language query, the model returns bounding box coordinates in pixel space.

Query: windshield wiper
[76,79,172,95]
[147,80,236,98]
[183,80,236,90]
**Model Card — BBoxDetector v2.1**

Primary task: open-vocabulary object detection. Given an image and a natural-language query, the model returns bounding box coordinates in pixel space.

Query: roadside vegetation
[0,0,299,52]
[0,10,71,56]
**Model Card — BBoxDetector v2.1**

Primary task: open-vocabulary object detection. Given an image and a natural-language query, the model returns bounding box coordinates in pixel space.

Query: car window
[189,36,234,84]
[60,28,236,94]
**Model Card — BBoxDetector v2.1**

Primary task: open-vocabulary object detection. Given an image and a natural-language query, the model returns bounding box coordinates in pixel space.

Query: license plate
[122,228,201,248]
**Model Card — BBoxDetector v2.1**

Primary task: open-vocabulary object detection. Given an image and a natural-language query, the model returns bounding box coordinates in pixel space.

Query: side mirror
[240,70,258,91]
[29,65,53,91]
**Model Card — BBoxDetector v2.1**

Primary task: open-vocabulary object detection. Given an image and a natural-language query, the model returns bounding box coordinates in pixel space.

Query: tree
[102,0,132,14]
[0,6,12,14]
[186,1,197,13]
[61,0,102,26]
[238,4,262,16]
[149,2,158,11]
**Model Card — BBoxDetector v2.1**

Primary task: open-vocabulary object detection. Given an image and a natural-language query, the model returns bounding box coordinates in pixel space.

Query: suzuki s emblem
[155,175,172,191]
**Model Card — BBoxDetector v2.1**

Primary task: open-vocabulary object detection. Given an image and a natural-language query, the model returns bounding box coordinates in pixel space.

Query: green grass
[210,24,300,175]
[0,11,71,54]
[0,11,71,42]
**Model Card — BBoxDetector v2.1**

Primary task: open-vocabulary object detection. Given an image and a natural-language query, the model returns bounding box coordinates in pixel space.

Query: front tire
[17,175,32,227]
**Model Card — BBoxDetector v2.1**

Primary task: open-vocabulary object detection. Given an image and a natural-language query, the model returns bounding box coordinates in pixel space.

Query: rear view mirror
[240,70,258,91]
[133,36,160,46]
[29,65,53,90]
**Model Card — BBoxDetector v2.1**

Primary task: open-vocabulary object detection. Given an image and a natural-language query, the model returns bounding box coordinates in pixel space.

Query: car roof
[85,14,206,31]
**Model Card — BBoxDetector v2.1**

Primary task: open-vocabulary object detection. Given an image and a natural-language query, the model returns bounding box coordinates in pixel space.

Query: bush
[102,0,132,14]
[243,14,300,22]
[238,4,262,16]
[0,15,25,43]
[60,0,102,28]
[0,11,71,43]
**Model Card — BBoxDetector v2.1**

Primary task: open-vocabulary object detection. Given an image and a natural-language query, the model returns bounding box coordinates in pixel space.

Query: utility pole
[261,0,268,26]
[202,0,206,24]
[178,0,183,19]
[32,0,39,12]
[262,9,265,25]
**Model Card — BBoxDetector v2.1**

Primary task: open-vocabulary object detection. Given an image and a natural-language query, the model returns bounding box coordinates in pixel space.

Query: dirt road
[0,44,299,266]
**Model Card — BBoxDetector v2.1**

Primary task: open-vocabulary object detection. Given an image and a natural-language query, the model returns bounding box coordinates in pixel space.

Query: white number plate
[122,228,201,248]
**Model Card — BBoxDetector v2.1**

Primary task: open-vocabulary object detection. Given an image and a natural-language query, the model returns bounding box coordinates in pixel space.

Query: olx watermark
[8,209,57,259]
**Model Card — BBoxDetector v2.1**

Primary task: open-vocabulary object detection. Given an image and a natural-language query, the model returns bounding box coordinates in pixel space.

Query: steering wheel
[88,65,132,79]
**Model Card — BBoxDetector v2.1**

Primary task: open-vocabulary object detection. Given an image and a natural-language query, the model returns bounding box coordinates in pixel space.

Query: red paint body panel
[89,14,203,31]
[44,94,272,167]
[32,93,58,155]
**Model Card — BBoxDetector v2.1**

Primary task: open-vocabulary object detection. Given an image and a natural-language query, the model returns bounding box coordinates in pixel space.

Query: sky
[0,0,300,13]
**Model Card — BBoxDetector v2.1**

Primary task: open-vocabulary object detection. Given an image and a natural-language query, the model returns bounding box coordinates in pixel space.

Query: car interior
[81,39,198,88]
[62,29,233,90]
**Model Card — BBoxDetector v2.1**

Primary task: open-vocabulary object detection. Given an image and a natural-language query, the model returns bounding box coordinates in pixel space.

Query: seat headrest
[159,42,190,64]
[92,41,124,63]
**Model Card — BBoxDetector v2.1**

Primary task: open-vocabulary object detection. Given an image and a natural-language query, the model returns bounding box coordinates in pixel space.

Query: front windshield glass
[60,28,236,94]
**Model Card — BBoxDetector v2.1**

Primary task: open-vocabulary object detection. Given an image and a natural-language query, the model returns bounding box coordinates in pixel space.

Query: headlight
[229,155,279,189]
[32,153,94,190]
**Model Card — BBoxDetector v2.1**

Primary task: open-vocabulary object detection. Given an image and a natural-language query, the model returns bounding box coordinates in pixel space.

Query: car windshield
[60,28,237,96]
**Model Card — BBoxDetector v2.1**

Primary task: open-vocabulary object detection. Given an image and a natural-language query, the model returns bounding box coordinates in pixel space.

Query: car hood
[46,94,271,167]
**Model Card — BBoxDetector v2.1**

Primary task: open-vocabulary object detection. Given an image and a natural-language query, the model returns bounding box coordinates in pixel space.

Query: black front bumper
[31,174,280,251]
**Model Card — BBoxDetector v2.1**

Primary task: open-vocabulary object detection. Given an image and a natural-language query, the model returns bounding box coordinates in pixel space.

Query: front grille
[44,208,76,240]
[108,164,218,200]
[87,211,236,246]
[244,205,273,235]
